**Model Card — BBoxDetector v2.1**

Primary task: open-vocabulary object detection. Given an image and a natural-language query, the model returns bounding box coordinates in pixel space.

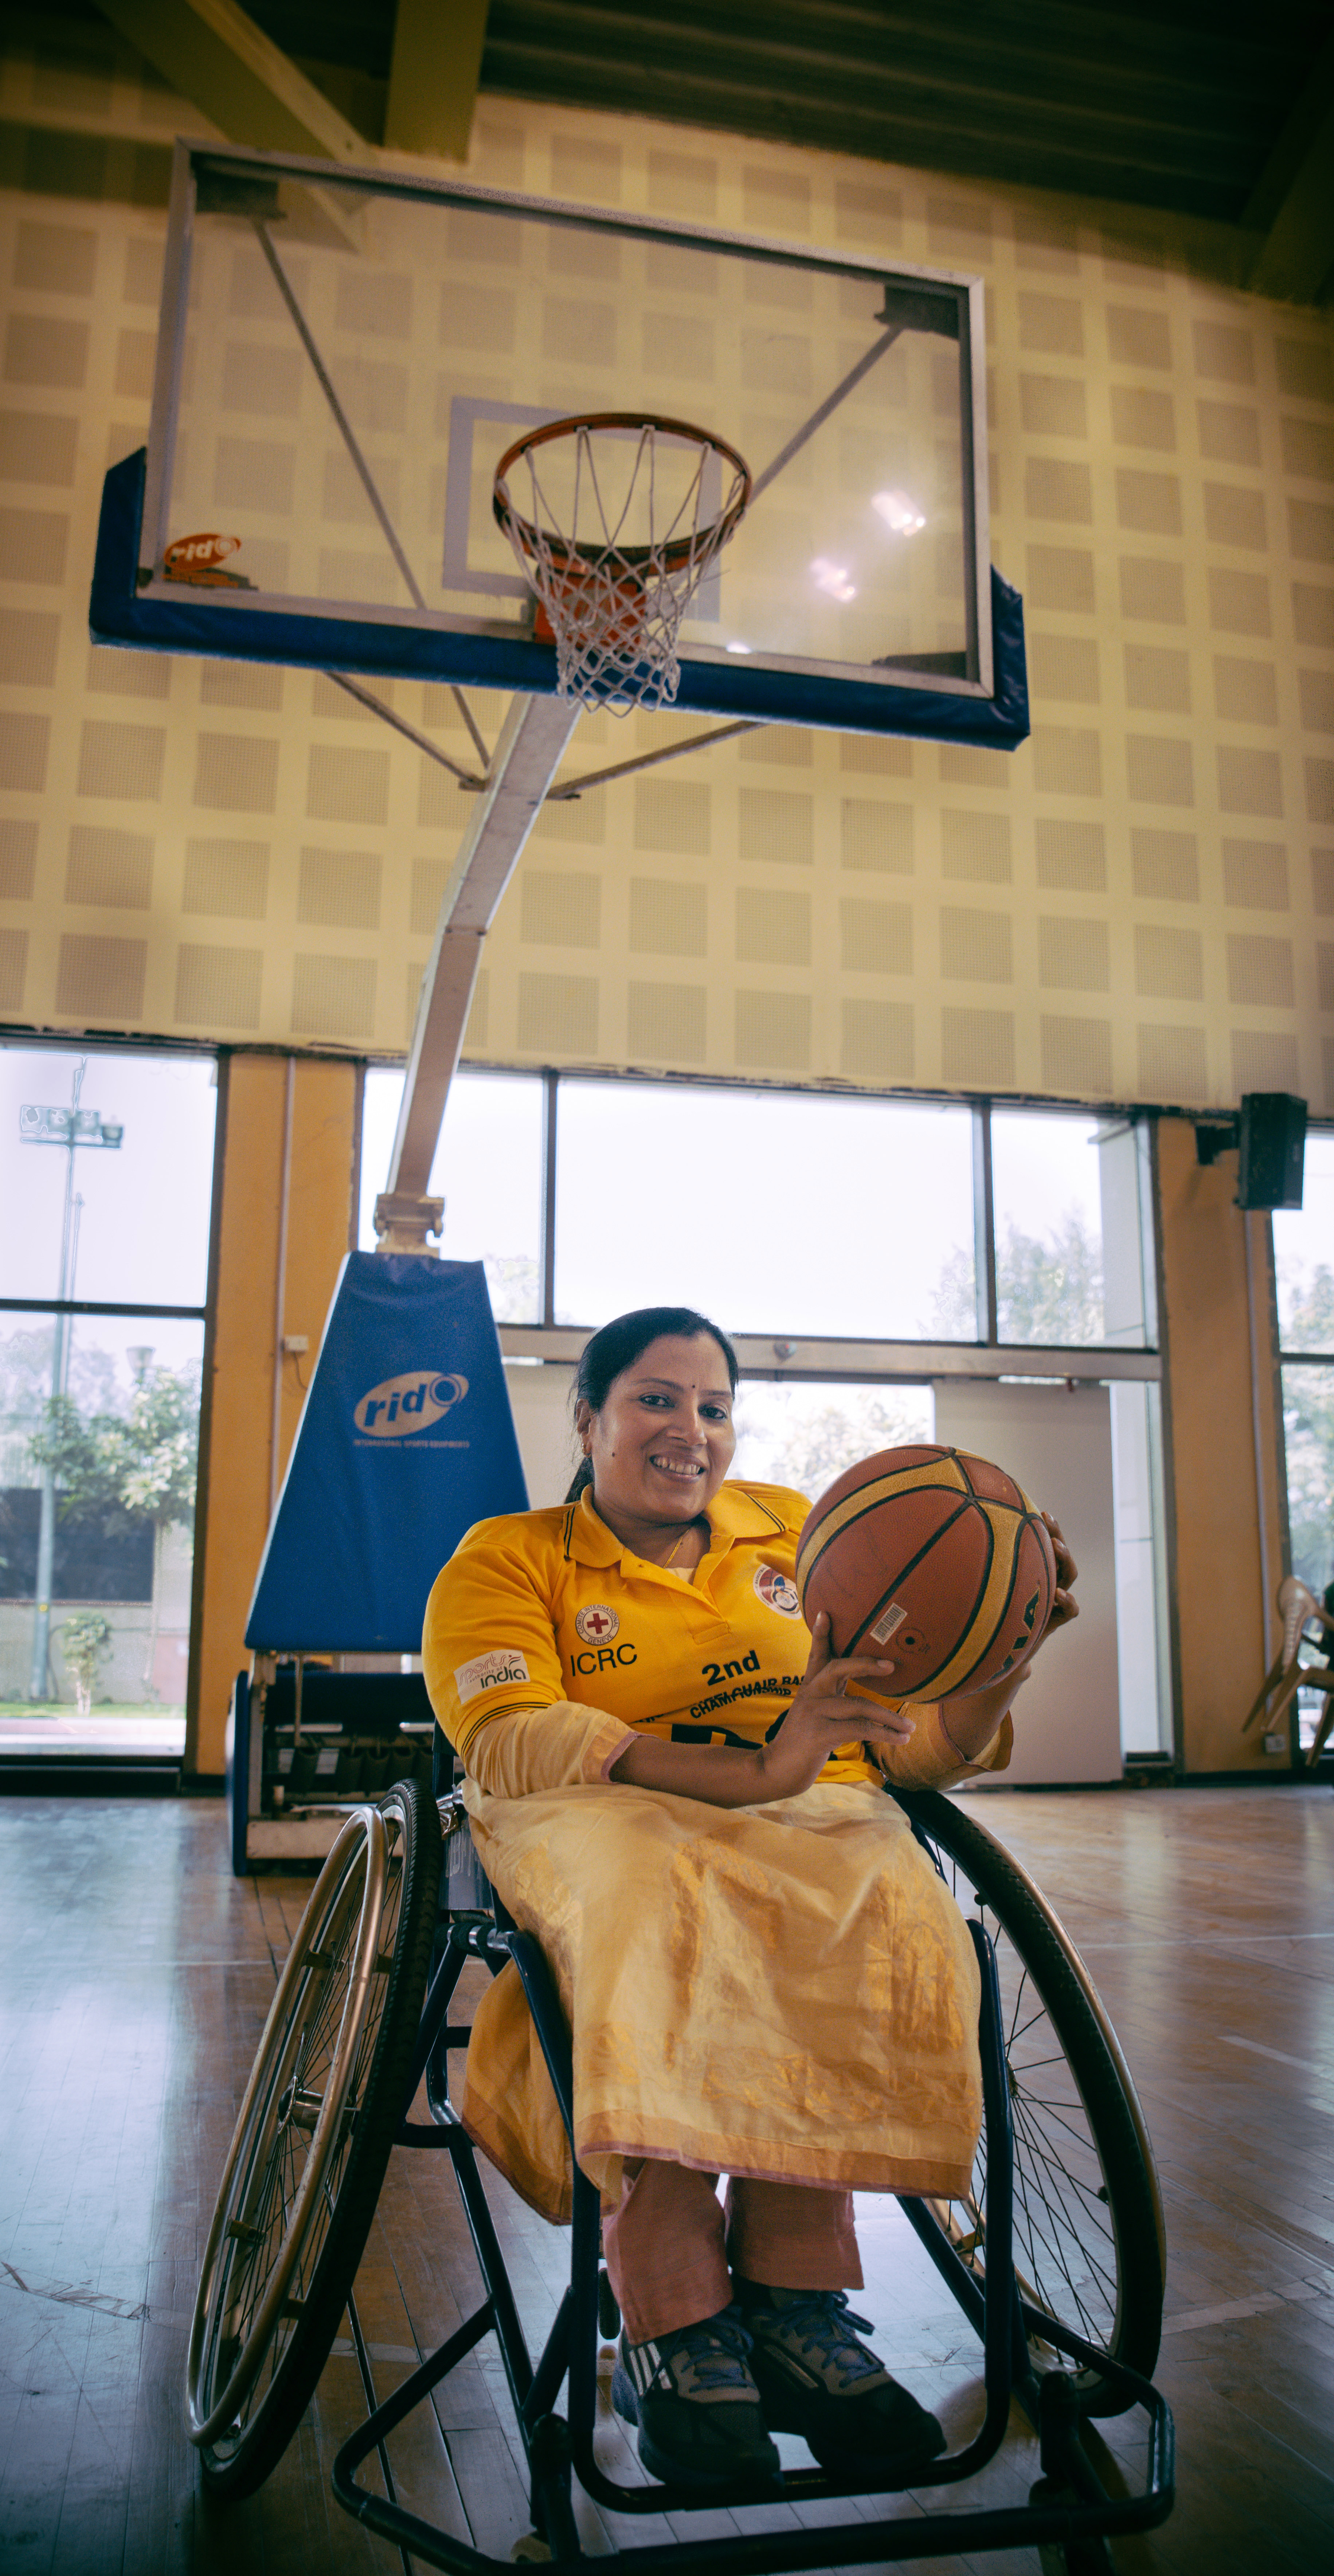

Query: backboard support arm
[374,693,580,1255]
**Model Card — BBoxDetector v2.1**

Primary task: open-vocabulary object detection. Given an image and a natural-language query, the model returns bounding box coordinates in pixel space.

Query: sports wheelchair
[186,1754,1174,2571]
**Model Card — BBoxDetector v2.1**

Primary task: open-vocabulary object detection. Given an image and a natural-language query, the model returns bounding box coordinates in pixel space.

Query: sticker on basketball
[795,1445,1057,1702]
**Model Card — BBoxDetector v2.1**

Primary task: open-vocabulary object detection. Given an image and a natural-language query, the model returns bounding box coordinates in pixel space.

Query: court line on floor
[1,2261,149,2320]
[1222,2033,1331,2074]
[1159,2282,1332,2336]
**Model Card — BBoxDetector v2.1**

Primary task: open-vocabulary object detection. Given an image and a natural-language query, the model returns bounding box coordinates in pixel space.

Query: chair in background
[1241,1575,1334,1765]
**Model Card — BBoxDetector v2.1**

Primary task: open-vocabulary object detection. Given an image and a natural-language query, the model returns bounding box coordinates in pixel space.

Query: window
[1273,1133,1334,1749]
[1273,1132,1334,1355]
[0,1044,215,1753]
[359,1066,544,1320]
[990,1109,1108,1346]
[733,1381,934,1489]
[553,1081,975,1339]
[357,1071,1167,1768]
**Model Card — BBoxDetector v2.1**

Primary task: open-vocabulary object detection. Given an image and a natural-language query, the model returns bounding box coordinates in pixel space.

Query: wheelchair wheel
[186,1778,440,2497]
[899,1790,1165,2417]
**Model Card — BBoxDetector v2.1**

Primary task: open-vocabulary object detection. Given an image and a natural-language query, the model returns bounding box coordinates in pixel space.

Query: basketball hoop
[493,413,751,715]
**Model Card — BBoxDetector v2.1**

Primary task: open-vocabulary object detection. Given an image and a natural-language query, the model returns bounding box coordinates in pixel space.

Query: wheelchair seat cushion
[458,1774,983,2224]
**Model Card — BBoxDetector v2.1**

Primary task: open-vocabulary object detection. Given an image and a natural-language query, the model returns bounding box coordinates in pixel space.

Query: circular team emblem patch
[754,1564,801,1618]
[575,1603,619,1645]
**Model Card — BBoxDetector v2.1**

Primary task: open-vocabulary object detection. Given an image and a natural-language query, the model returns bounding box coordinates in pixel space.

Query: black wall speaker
[1236,1092,1306,1209]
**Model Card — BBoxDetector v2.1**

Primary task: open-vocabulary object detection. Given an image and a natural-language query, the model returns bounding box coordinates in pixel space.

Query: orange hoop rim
[492,411,752,576]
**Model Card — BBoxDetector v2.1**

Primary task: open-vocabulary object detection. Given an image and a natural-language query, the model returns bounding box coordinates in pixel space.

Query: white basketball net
[494,420,750,715]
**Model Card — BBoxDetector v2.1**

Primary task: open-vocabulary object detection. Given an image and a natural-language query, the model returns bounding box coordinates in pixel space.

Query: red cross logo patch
[575,1603,619,1645]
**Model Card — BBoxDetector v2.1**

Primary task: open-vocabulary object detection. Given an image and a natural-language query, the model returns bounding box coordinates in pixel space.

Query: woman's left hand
[1041,1511,1079,1643]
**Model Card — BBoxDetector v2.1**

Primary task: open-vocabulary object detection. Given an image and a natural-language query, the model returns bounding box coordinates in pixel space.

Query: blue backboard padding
[244,1252,529,1653]
[91,450,1029,745]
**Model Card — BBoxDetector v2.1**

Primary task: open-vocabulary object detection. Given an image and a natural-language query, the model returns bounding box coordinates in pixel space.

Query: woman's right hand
[754,1612,915,1801]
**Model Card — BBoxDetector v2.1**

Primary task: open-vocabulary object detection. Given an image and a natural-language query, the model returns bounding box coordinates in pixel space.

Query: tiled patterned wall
[0,31,1332,1110]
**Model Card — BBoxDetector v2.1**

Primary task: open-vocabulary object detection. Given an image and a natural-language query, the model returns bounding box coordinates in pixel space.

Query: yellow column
[1155,1118,1289,1776]
[184,1053,360,1778]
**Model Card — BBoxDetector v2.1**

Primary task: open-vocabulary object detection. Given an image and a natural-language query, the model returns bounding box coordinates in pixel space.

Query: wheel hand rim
[185,1804,389,2445]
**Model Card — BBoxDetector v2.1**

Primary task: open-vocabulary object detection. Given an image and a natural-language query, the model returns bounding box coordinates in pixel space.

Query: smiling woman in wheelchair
[422,1305,1077,2496]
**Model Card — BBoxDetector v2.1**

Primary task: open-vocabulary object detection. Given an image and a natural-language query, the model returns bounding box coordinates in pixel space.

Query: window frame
[0,1032,220,1726]
[426,1065,1162,1389]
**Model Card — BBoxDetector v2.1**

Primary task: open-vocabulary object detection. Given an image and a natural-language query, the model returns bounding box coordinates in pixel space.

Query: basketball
[795,1446,1058,1702]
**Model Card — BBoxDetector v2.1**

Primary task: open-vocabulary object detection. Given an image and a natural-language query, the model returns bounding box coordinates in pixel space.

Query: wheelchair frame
[189,1774,1175,2569]
[336,1807,1173,2571]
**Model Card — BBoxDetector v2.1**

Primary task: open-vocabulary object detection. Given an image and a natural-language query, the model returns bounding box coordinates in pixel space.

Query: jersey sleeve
[423,1518,568,1763]
[464,1703,637,1798]
[871,1704,1014,1789]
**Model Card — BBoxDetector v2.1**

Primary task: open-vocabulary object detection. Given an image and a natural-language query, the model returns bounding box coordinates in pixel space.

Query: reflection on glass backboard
[90,142,1027,743]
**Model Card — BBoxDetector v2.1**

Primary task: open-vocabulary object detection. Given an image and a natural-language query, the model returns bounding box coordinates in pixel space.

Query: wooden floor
[1,1783,1331,2574]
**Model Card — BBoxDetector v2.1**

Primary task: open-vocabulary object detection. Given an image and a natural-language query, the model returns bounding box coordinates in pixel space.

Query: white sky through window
[0,1045,217,1307]
[1274,1131,1334,1350]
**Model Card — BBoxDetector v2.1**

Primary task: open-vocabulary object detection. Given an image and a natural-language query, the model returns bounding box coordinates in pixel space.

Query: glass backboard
[91,141,1028,743]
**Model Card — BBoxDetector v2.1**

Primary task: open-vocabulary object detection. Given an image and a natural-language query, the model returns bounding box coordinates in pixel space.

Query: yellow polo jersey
[423,1480,882,1787]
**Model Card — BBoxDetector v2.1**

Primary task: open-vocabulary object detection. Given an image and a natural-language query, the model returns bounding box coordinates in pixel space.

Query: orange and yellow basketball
[795,1445,1057,1702]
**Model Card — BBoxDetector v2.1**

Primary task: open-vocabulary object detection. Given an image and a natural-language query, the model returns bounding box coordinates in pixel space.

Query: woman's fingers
[1040,1510,1080,1631]
[1042,1509,1078,1586]
[802,1610,834,1679]
[825,1652,899,1690]
[799,1628,898,1702]
[856,1707,916,1743]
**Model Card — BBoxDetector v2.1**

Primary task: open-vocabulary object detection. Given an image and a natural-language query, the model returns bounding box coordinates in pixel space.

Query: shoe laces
[756,2289,881,2384]
[660,2303,756,2394]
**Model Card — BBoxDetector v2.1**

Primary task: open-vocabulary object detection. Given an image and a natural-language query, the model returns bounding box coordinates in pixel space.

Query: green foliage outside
[742,1393,933,1498]
[59,1610,112,1719]
[485,1253,540,1323]
[1278,1262,1334,1597]
[932,1210,1105,1346]
[27,1364,201,1699]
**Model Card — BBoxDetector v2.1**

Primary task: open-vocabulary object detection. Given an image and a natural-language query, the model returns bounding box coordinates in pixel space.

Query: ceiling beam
[1244,26,1334,304]
[385,0,490,163]
[95,0,368,163]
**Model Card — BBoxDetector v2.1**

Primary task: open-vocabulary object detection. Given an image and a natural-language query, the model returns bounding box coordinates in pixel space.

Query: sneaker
[610,2305,783,2492]
[735,2283,946,2473]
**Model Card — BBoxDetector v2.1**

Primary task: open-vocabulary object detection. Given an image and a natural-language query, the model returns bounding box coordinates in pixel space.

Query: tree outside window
[27,1363,201,1698]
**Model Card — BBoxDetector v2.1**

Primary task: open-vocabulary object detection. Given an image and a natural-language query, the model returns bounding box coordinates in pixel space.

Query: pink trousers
[602,2158,863,2345]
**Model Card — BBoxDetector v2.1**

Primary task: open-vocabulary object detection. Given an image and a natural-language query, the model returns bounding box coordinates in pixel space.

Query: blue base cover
[91,449,1030,747]
[245,1253,529,1654]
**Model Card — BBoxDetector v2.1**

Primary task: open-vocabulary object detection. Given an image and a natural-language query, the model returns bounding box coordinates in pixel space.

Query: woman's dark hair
[564,1307,739,1504]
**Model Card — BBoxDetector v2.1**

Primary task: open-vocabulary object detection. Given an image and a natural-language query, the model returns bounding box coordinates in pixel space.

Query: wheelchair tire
[187,1778,440,2498]
[897,1790,1165,2418]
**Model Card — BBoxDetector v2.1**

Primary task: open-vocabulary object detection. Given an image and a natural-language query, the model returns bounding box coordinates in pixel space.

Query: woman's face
[576,1333,737,1531]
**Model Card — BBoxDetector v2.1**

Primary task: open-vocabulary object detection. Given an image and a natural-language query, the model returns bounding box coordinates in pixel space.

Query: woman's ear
[573,1395,593,1453]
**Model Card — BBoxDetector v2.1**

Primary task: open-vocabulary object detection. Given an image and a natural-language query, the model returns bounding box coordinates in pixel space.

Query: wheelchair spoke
[1012,2159,1104,2336]
[1010,2134,1117,2329]
[975,1922,1123,2348]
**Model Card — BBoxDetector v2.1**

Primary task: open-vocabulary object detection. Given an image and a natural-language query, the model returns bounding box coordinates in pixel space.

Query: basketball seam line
[844,1496,982,1663]
[923,1516,1053,1698]
[795,1459,975,1585]
[828,1507,1052,1700]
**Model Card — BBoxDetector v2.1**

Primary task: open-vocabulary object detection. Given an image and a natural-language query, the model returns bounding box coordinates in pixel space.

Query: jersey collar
[567,1481,788,1568]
